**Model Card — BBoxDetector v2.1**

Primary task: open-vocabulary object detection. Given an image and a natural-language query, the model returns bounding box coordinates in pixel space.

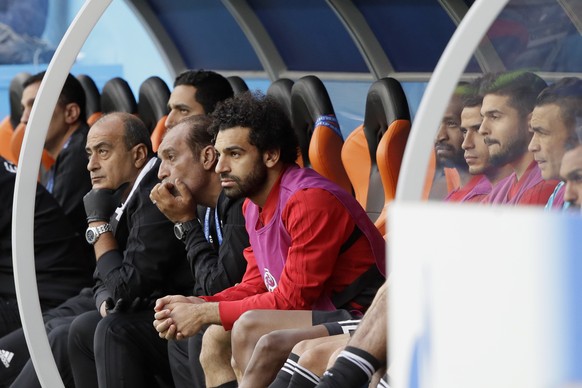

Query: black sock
[288,363,320,387]
[268,352,300,388]
[213,381,238,388]
[316,346,380,388]
[322,320,361,336]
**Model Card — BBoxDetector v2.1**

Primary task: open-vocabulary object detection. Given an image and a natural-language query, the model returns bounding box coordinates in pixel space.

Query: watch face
[174,223,184,240]
[86,229,96,243]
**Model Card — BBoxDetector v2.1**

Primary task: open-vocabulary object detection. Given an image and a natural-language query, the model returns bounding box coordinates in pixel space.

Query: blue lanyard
[46,168,55,193]
[204,208,223,246]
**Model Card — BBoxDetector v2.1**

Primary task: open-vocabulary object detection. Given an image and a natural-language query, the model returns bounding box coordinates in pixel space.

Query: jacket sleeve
[95,184,191,302]
[185,195,249,296]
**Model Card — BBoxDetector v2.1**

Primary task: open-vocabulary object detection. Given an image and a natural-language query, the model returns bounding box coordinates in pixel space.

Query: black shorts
[311,309,359,325]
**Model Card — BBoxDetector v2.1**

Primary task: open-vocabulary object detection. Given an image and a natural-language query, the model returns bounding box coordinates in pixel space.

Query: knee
[200,325,230,368]
[297,348,321,372]
[231,310,263,347]
[297,343,340,376]
[46,323,70,348]
[68,312,96,349]
[292,337,315,355]
[252,330,286,359]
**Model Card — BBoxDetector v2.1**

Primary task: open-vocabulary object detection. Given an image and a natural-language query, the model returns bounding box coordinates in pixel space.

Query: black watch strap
[174,220,197,241]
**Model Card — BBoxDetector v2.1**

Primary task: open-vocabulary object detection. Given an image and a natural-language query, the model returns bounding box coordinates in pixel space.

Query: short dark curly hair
[174,69,233,114]
[209,91,299,164]
[479,70,547,118]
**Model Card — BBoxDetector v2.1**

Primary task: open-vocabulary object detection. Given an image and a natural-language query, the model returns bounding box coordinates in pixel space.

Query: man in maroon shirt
[446,77,513,203]
[528,77,582,209]
[479,70,557,205]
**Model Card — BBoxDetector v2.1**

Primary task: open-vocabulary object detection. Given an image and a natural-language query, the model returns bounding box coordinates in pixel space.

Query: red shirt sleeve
[214,188,357,330]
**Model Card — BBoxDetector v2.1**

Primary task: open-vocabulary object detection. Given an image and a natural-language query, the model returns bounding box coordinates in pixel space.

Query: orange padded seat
[151,115,168,153]
[291,75,352,194]
[0,116,16,163]
[10,122,55,170]
[342,77,411,235]
[341,124,370,208]
[375,118,410,234]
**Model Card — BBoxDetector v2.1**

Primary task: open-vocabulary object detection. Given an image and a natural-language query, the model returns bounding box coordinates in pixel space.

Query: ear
[133,143,149,169]
[64,103,81,124]
[263,148,280,168]
[201,145,217,171]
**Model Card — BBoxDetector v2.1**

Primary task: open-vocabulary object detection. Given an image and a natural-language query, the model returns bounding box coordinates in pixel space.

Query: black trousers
[0,288,93,388]
[0,298,21,339]
[168,330,206,388]
[68,309,174,388]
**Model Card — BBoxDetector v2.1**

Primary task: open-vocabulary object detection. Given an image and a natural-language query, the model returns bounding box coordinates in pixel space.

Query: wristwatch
[174,220,197,241]
[85,223,113,245]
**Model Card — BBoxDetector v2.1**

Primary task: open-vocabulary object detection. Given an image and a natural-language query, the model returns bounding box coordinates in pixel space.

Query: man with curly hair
[153,92,386,388]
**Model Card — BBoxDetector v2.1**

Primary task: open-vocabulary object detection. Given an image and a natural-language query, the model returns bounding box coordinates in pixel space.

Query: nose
[462,130,473,151]
[158,160,169,180]
[528,134,540,153]
[478,119,489,136]
[563,181,577,205]
[20,107,31,125]
[435,124,447,143]
[165,110,176,130]
[215,155,228,174]
[87,153,98,172]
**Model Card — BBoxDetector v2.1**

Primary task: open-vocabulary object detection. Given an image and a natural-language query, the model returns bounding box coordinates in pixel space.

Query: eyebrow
[482,108,503,116]
[159,146,175,156]
[222,145,245,153]
[168,102,191,111]
[86,141,113,152]
[530,125,545,133]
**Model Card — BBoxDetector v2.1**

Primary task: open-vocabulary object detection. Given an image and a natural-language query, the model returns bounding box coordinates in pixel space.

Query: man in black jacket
[0,156,93,338]
[20,71,93,236]
[5,112,193,388]
[150,115,249,388]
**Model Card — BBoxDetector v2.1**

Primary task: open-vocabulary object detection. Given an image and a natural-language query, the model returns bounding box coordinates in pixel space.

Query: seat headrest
[101,77,137,114]
[363,77,410,164]
[138,76,170,134]
[227,76,249,95]
[76,74,101,118]
[9,72,30,129]
[291,75,336,166]
[267,78,294,122]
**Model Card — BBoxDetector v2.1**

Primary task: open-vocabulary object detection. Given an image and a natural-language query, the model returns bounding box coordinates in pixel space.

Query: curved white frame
[12,1,112,386]
[395,0,509,201]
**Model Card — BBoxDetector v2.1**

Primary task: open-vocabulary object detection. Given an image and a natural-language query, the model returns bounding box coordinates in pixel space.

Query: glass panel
[424,0,582,215]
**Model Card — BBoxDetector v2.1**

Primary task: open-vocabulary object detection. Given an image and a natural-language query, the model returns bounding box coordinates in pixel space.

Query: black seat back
[227,76,249,95]
[267,78,294,123]
[9,72,30,129]
[76,74,101,124]
[138,76,170,134]
[101,77,137,114]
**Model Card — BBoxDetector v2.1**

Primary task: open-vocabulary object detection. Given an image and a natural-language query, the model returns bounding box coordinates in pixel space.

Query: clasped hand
[153,295,207,340]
